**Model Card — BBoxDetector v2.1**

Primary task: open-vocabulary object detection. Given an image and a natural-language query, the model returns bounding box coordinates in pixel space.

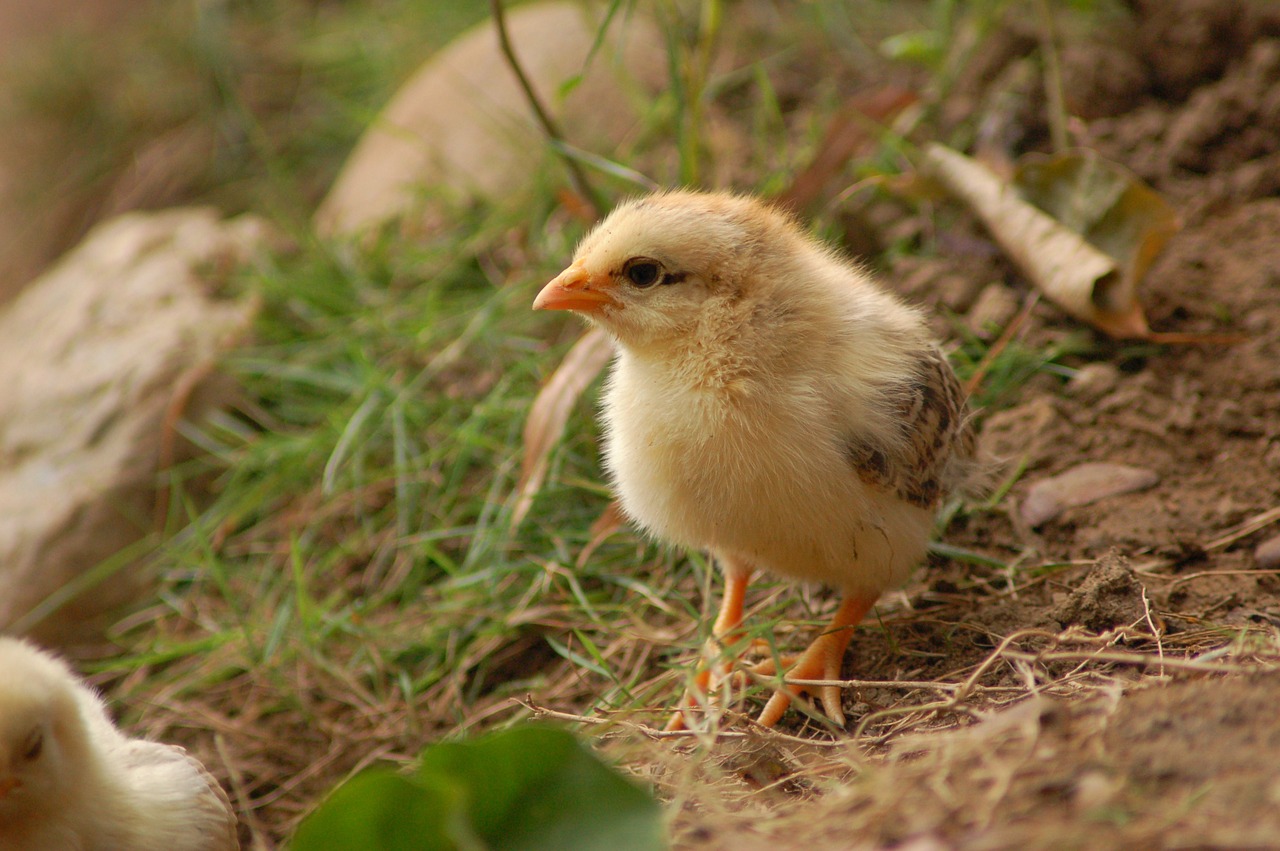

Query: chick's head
[0,640,90,820]
[535,191,803,350]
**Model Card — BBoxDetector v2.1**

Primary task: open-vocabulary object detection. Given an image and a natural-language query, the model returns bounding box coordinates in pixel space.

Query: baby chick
[0,638,239,851]
[534,190,981,728]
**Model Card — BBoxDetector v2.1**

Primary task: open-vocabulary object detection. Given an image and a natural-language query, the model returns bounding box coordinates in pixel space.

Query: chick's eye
[21,729,43,761]
[624,261,662,288]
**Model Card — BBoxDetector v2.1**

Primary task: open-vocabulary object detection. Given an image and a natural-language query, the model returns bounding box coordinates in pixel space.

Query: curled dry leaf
[511,326,614,530]
[1015,148,1181,332]
[1020,462,1160,527]
[922,143,1179,339]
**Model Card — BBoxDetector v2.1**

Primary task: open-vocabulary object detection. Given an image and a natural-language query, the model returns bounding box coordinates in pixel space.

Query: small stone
[1066,362,1121,402]
[1021,462,1160,527]
[1073,769,1122,811]
[1257,534,1280,570]
[0,208,266,643]
[315,1,664,237]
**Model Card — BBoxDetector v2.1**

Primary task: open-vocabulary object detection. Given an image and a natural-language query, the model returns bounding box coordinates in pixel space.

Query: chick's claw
[755,592,878,728]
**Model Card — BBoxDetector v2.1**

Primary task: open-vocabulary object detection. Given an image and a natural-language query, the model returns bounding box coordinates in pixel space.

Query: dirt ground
[652,1,1280,847]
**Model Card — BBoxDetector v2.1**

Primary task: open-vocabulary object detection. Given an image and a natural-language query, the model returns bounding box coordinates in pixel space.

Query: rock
[315,1,665,237]
[1065,362,1121,402]
[1020,462,1160,527]
[1052,550,1144,631]
[0,208,266,644]
[1257,534,1280,570]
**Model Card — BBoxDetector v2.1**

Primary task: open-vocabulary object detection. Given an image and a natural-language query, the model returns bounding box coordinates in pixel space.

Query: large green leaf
[289,768,483,851]
[290,726,666,851]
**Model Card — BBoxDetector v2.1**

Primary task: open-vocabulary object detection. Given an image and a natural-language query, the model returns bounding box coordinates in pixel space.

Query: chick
[534,190,981,728]
[0,638,239,851]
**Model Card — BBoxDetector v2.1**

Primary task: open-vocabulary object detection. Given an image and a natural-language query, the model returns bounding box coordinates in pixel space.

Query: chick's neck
[619,297,786,402]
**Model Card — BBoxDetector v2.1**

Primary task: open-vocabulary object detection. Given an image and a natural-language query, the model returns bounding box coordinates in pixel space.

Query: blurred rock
[0,208,266,645]
[1257,534,1280,570]
[1021,462,1160,528]
[1065,362,1121,402]
[315,1,665,237]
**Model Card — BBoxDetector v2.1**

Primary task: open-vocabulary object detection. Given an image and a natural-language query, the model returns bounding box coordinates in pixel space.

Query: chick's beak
[533,263,618,314]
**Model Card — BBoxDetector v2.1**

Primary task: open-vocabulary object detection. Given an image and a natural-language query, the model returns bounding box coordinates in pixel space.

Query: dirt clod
[1050,551,1144,631]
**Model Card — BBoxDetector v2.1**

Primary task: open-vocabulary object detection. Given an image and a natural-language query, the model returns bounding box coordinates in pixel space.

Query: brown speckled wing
[846,348,976,509]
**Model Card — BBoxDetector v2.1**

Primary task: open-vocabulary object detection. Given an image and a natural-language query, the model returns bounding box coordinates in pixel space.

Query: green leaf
[556,73,584,100]
[418,726,665,851]
[290,726,666,851]
[879,30,945,67]
[289,768,483,851]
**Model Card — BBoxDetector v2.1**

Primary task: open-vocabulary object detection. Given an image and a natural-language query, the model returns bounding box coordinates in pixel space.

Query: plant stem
[490,0,607,217]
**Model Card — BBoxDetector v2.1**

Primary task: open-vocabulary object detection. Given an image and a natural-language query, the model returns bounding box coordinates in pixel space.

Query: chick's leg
[665,559,752,731]
[755,592,878,728]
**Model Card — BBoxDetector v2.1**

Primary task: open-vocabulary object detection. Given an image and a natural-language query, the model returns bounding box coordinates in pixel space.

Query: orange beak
[533,262,618,314]
[0,776,20,799]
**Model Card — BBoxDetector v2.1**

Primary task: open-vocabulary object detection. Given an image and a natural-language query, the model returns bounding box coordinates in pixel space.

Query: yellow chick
[534,190,981,728]
[0,638,239,850]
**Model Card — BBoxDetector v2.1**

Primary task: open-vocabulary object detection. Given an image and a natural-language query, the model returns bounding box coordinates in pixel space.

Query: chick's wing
[844,348,976,510]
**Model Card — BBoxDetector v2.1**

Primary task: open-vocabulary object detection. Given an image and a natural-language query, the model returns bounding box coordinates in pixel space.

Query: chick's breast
[601,336,935,598]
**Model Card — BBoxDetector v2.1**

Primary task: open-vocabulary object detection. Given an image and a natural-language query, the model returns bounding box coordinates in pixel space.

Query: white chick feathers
[534,190,981,728]
[0,637,239,851]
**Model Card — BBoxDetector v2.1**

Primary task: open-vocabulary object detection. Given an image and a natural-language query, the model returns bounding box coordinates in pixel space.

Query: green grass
[114,194,697,734]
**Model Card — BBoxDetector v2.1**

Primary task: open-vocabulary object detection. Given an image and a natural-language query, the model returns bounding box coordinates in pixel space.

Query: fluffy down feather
[0,638,239,851]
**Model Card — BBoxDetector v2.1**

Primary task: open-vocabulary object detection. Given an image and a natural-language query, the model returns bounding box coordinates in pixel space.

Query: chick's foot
[755,592,878,728]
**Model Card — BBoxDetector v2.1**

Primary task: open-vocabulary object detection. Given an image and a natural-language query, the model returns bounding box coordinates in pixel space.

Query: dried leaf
[511,327,614,530]
[1015,148,1181,327]
[922,143,1167,339]
[1020,462,1160,527]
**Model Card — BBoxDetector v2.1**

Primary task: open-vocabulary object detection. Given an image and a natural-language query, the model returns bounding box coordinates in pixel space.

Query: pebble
[1020,462,1160,527]
[1066,362,1121,402]
[1257,534,1280,570]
